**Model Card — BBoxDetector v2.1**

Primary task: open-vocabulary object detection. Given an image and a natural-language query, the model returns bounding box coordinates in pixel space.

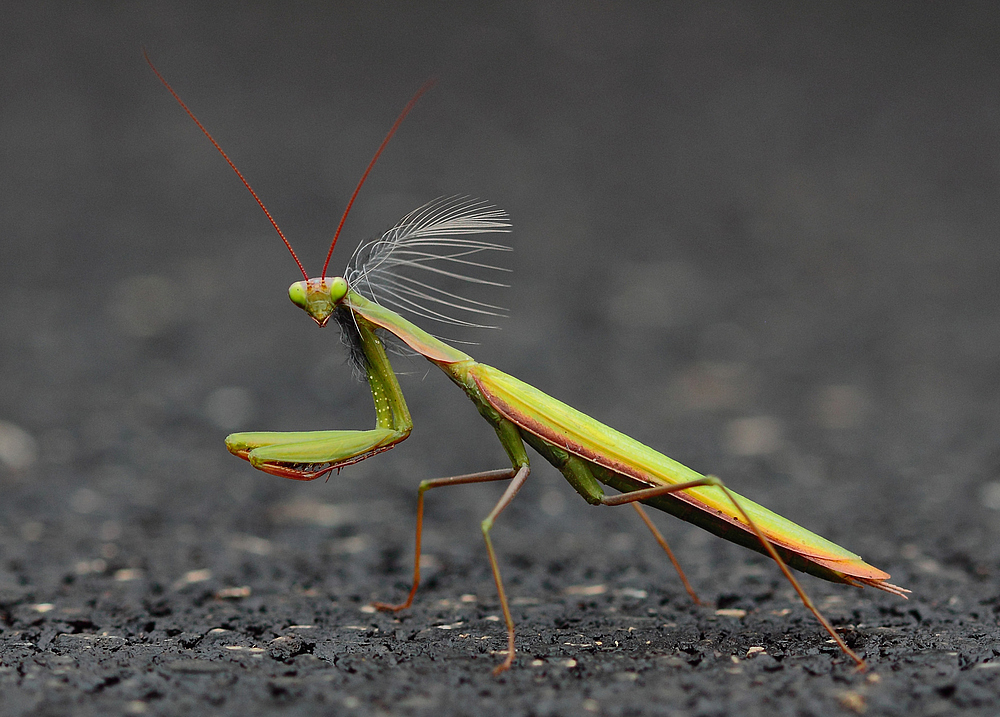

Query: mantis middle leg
[376,417,533,675]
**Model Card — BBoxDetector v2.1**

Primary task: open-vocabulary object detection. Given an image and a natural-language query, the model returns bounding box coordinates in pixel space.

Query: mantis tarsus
[147,54,907,675]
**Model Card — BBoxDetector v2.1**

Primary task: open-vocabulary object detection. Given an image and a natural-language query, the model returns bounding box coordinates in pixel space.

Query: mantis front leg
[226,317,412,480]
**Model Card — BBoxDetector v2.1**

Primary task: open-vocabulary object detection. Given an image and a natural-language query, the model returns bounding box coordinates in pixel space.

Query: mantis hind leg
[527,433,863,666]
[520,434,704,605]
[629,503,702,606]
[600,475,865,668]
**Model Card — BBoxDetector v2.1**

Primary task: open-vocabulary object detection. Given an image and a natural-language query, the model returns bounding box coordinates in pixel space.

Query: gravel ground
[4,4,1000,716]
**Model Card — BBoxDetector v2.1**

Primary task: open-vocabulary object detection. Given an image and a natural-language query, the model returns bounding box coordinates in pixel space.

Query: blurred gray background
[2,3,1000,715]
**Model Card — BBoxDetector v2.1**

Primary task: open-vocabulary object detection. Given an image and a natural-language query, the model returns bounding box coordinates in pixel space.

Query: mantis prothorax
[147,53,907,675]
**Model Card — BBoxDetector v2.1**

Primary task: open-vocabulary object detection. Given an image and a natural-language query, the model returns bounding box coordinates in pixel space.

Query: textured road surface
[4,4,1000,716]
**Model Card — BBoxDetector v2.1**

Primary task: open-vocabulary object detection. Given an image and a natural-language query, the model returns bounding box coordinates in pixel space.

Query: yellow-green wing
[470,363,897,589]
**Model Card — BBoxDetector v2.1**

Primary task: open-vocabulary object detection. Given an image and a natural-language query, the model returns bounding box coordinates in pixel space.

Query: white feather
[346,197,512,329]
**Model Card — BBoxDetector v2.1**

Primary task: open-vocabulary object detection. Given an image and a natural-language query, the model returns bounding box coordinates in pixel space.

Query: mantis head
[288,277,349,327]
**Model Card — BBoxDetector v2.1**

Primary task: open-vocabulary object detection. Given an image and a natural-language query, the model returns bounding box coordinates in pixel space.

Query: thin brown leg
[479,465,531,675]
[630,503,702,605]
[373,468,517,612]
[602,477,865,668]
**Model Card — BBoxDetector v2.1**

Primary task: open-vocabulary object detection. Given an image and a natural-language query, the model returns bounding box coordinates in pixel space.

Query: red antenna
[144,50,309,280]
[320,79,436,277]
[147,50,435,281]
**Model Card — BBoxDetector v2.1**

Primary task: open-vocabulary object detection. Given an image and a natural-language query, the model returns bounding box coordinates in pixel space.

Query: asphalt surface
[3,4,1000,716]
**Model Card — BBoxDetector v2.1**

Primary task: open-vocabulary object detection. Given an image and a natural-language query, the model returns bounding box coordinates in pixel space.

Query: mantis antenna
[320,79,436,277]
[144,49,434,279]
[144,49,309,280]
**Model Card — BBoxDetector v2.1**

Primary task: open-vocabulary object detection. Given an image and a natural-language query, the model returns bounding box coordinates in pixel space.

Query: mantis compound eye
[327,276,349,303]
[288,281,309,309]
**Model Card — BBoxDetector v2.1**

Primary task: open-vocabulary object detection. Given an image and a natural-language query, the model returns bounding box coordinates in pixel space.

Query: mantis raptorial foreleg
[226,428,408,480]
[226,317,412,480]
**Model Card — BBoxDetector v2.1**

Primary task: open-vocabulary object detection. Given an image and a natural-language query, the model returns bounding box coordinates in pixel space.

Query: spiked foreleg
[225,317,412,480]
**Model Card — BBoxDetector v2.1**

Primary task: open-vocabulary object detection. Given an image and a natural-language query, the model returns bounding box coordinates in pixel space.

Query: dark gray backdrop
[2,3,1000,715]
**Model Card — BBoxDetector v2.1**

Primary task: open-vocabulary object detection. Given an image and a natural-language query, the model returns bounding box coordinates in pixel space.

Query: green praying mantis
[147,54,907,674]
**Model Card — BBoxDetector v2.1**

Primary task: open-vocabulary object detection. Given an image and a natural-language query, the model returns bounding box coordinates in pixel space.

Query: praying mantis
[147,54,907,674]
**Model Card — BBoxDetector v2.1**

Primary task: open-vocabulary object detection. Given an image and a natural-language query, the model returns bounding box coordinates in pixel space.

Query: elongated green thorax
[345,292,473,364]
